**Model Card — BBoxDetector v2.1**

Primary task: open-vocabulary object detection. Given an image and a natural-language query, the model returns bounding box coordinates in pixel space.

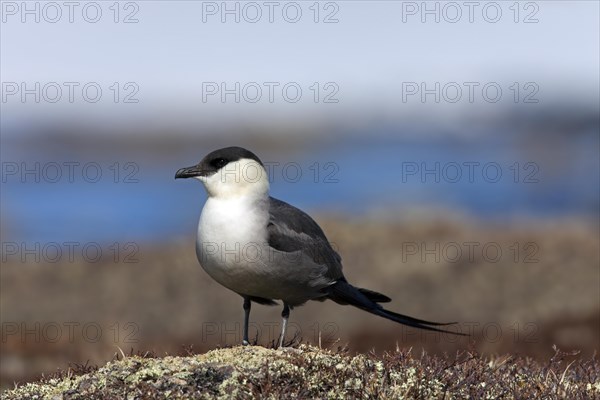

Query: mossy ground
[4,345,599,399]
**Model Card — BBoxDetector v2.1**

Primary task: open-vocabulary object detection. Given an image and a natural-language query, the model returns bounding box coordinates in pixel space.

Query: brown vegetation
[1,216,598,391]
[3,344,599,399]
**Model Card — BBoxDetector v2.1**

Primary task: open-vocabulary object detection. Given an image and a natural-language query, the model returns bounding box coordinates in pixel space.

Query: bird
[176,146,463,347]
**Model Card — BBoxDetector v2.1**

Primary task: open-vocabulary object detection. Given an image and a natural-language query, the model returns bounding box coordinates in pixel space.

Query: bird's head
[175,146,269,199]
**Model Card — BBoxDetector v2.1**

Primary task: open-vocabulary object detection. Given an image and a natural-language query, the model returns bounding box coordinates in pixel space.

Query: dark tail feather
[357,287,392,303]
[328,281,466,336]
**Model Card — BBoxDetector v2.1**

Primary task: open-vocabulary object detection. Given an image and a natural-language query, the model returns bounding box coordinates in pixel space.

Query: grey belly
[195,241,331,305]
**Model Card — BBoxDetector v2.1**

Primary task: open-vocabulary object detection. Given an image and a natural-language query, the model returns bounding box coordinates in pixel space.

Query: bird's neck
[199,193,270,245]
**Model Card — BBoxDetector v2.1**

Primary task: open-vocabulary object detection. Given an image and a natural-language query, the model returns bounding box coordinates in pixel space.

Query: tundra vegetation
[4,343,599,399]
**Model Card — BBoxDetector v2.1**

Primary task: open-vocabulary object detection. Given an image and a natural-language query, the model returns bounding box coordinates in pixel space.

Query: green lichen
[3,345,598,399]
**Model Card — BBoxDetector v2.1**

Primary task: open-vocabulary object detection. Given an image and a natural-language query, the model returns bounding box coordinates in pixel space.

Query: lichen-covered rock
[3,345,599,399]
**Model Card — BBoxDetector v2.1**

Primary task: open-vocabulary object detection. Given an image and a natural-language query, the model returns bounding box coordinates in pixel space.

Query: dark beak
[175,165,203,179]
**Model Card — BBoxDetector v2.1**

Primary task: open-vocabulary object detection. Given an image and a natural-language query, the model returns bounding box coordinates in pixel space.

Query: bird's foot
[242,339,250,346]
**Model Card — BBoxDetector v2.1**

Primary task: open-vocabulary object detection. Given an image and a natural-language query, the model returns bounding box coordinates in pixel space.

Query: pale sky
[1,1,598,132]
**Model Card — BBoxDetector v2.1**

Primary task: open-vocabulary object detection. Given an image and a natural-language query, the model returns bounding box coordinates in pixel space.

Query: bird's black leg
[278,303,290,348]
[242,298,251,346]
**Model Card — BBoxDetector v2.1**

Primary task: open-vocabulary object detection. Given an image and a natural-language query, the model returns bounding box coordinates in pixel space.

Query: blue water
[2,133,598,244]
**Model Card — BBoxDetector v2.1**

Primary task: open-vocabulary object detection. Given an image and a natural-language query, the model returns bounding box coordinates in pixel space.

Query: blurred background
[1,0,598,389]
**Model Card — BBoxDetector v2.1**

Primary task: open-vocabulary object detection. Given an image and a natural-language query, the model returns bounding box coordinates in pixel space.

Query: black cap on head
[175,146,263,179]
[202,146,263,168]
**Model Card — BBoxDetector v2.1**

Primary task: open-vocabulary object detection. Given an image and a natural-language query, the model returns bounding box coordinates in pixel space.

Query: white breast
[195,196,270,292]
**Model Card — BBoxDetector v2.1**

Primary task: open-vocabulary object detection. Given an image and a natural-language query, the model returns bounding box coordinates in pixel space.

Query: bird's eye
[211,158,228,168]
